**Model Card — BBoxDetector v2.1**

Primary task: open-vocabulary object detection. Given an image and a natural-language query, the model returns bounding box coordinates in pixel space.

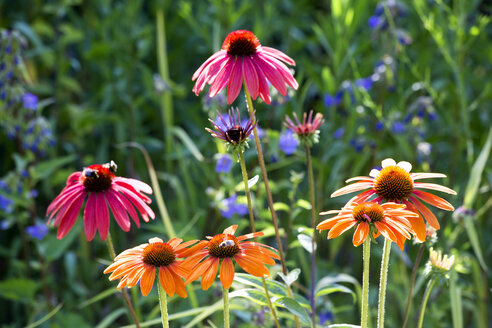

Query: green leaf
[171,127,204,161]
[26,303,63,328]
[450,269,463,328]
[234,273,287,297]
[273,202,290,212]
[38,222,81,261]
[32,155,76,182]
[278,268,301,287]
[327,325,361,328]
[0,278,38,302]
[296,199,312,210]
[315,283,355,299]
[275,296,312,327]
[229,288,268,306]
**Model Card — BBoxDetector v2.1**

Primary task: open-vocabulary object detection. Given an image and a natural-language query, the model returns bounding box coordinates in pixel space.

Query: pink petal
[83,192,98,241]
[105,190,131,232]
[411,173,447,180]
[53,189,86,227]
[114,177,152,194]
[95,192,110,240]
[251,58,271,104]
[47,185,85,221]
[209,56,234,97]
[331,182,374,197]
[193,55,229,94]
[412,190,455,211]
[112,190,141,227]
[114,180,151,203]
[259,53,298,89]
[192,50,227,81]
[113,184,155,220]
[57,192,86,239]
[243,56,259,100]
[261,47,296,66]
[413,182,456,195]
[226,57,244,105]
[255,56,287,95]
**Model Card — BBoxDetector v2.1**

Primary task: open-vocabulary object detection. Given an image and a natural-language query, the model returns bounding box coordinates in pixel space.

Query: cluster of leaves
[1,0,491,327]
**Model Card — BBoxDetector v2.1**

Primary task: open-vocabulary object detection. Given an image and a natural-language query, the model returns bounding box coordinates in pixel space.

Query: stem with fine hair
[417,279,436,328]
[377,239,391,328]
[305,144,317,328]
[105,233,141,328]
[361,237,371,328]
[223,286,230,328]
[238,151,281,328]
[243,84,300,328]
[156,7,174,169]
[157,273,169,328]
[402,243,425,328]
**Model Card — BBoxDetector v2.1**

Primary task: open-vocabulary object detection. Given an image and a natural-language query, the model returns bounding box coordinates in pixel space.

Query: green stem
[244,85,299,328]
[243,84,287,275]
[377,239,391,328]
[238,151,281,328]
[105,234,141,328]
[417,279,436,328]
[402,244,425,328]
[223,286,230,328]
[305,145,317,328]
[157,274,169,328]
[156,7,174,169]
[361,238,371,328]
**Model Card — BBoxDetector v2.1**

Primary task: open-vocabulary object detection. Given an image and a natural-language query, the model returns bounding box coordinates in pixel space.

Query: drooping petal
[192,50,227,81]
[403,201,427,242]
[243,56,259,99]
[255,57,287,95]
[140,266,156,296]
[83,192,98,241]
[172,272,187,298]
[226,57,244,104]
[159,266,176,297]
[259,53,298,89]
[95,192,110,240]
[261,47,296,66]
[184,258,212,285]
[331,182,374,197]
[114,177,153,195]
[352,222,369,246]
[219,257,235,289]
[409,196,440,229]
[251,59,271,104]
[209,56,235,97]
[201,257,219,290]
[57,191,87,239]
[413,182,456,195]
[234,254,269,277]
[105,190,131,232]
[327,219,357,239]
[410,173,447,180]
[412,190,455,211]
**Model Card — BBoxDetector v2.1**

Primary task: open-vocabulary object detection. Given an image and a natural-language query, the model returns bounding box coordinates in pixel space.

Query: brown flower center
[222,30,260,56]
[208,234,240,258]
[374,166,413,201]
[225,126,246,144]
[352,202,384,223]
[82,166,113,192]
[142,242,176,267]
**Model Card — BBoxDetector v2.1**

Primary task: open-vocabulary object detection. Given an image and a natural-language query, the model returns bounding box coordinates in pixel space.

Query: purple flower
[355,77,373,91]
[0,194,13,214]
[279,130,299,155]
[319,310,333,325]
[25,224,49,240]
[215,154,233,173]
[22,93,38,110]
[375,121,384,131]
[368,15,384,29]
[391,121,405,134]
[220,194,248,219]
[333,127,344,139]
[324,91,342,107]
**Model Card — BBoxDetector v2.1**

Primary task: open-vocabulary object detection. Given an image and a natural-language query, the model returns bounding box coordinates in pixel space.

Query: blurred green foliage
[1,0,491,327]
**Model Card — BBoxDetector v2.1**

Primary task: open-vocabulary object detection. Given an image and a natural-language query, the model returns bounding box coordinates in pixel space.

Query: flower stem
[361,237,371,328]
[105,233,141,328]
[304,144,317,328]
[156,7,174,170]
[402,244,425,328]
[417,279,436,328]
[377,239,391,328]
[223,286,230,328]
[238,151,281,328]
[157,274,169,328]
[244,84,300,328]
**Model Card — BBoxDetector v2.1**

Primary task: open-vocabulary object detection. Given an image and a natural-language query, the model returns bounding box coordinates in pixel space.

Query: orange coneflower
[331,158,456,241]
[183,225,279,290]
[317,202,419,249]
[104,237,205,297]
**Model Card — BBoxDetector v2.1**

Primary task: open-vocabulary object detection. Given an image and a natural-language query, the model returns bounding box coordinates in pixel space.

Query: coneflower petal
[159,266,175,297]
[220,257,235,289]
[83,192,98,241]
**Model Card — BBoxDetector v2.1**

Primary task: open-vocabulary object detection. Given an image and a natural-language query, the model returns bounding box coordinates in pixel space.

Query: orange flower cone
[183,225,279,290]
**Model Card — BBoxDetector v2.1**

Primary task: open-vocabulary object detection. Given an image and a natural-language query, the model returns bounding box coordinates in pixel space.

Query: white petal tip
[397,161,413,172]
[381,158,396,168]
[369,169,380,178]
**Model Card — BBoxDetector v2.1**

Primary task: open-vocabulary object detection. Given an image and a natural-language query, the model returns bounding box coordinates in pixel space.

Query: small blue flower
[21,170,29,178]
[220,194,248,219]
[324,91,343,107]
[215,154,233,173]
[355,77,373,91]
[0,194,13,214]
[1,90,6,100]
[22,93,38,110]
[368,15,384,29]
[25,224,49,240]
[279,130,299,155]
[0,221,9,230]
[319,310,333,325]
[404,113,413,123]
[375,121,385,131]
[0,62,5,71]
[391,121,405,134]
[350,138,365,152]
[30,189,39,198]
[333,127,345,139]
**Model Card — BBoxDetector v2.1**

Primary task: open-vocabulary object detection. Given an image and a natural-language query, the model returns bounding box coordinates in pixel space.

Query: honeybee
[104,160,118,173]
[83,168,98,178]
[219,239,235,248]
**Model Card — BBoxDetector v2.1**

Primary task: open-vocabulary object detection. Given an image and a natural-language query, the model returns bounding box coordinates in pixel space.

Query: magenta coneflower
[206,108,257,150]
[46,161,155,241]
[284,109,325,145]
[192,30,299,105]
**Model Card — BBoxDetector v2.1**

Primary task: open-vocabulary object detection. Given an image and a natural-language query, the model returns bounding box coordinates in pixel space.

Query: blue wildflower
[215,154,233,173]
[22,93,38,110]
[355,77,373,91]
[368,15,384,29]
[375,121,385,131]
[319,310,333,325]
[324,91,343,107]
[391,121,405,134]
[0,194,13,214]
[220,194,248,219]
[25,224,49,240]
[349,138,365,152]
[279,130,299,155]
[333,127,344,139]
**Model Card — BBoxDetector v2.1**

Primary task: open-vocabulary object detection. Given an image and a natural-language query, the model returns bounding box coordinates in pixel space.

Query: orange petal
[223,225,238,235]
[126,266,147,287]
[352,222,369,247]
[413,182,456,195]
[181,251,209,269]
[174,239,200,252]
[241,245,280,260]
[184,258,212,285]
[172,272,187,298]
[409,196,440,229]
[331,182,374,197]
[159,266,175,297]
[237,231,264,241]
[140,266,156,296]
[220,257,235,289]
[177,240,208,258]
[403,201,427,242]
[240,249,276,265]
[327,219,356,239]
[168,262,190,279]
[375,222,397,243]
[412,190,454,211]
[234,254,269,277]
[316,216,342,231]
[201,257,219,290]
[167,238,183,248]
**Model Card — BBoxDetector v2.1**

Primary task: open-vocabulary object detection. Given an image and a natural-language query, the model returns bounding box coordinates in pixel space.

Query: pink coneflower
[331,158,456,241]
[284,109,325,145]
[192,30,298,105]
[46,161,155,241]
